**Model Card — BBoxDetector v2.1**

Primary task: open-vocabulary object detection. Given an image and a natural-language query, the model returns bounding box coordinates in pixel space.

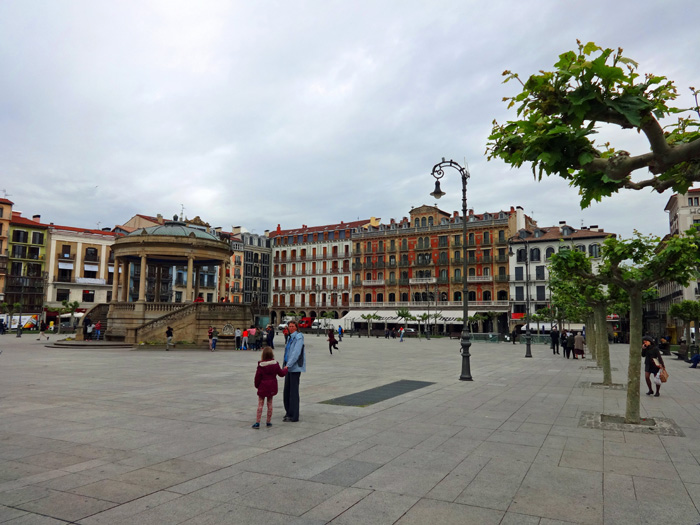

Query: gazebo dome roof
[127,221,219,241]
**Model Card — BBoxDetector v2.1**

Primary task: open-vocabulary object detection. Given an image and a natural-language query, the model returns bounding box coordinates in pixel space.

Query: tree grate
[320,380,435,407]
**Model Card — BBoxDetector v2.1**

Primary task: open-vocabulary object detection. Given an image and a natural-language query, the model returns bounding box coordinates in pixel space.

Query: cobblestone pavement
[0,333,699,524]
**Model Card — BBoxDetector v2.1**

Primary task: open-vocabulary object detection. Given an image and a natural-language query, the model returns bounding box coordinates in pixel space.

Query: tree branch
[640,117,672,158]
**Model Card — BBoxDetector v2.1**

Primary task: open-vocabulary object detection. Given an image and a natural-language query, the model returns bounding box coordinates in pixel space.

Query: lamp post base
[459,341,473,381]
[524,333,532,358]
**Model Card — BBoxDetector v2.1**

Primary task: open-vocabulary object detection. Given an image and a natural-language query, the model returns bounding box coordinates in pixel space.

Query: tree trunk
[594,304,612,385]
[586,311,597,362]
[686,321,692,346]
[625,288,643,424]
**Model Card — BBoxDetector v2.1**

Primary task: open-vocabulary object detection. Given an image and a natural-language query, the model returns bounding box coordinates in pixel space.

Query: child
[211,327,219,351]
[253,347,288,428]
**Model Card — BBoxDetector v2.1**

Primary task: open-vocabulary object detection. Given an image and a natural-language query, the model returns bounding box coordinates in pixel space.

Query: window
[530,248,540,261]
[82,289,95,302]
[499,230,505,242]
[454,269,461,279]
[365,293,372,302]
[483,232,490,244]
[421,217,427,227]
[428,217,433,226]
[536,286,546,301]
[545,247,555,259]
[31,232,44,245]
[589,244,601,258]
[483,291,492,301]
[401,293,408,301]
[401,239,408,249]
[469,268,476,276]
[515,267,523,281]
[535,266,545,280]
[468,291,476,301]
[497,290,508,300]
[517,249,526,262]
[56,289,70,301]
[515,286,524,301]
[469,233,475,244]
[454,291,462,301]
[175,291,183,302]
[12,230,28,243]
[354,294,360,302]
[389,293,395,302]
[417,238,423,249]
[439,252,447,264]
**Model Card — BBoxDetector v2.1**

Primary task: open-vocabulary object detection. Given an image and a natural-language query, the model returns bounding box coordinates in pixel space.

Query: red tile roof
[270,219,371,238]
[510,225,614,244]
[0,198,13,205]
[10,212,49,229]
[50,224,120,237]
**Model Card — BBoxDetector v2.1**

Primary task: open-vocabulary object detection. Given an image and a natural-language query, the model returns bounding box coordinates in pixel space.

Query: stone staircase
[79,303,110,341]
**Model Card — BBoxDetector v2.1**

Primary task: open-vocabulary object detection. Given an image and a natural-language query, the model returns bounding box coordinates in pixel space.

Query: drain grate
[321,380,435,407]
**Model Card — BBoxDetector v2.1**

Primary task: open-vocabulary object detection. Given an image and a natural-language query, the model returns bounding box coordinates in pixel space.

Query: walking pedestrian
[235,327,242,350]
[165,326,174,351]
[574,331,585,359]
[94,320,102,341]
[643,336,665,397]
[550,326,560,355]
[208,326,214,350]
[567,331,576,359]
[327,329,338,355]
[211,327,219,351]
[252,346,288,428]
[560,330,568,358]
[37,321,49,341]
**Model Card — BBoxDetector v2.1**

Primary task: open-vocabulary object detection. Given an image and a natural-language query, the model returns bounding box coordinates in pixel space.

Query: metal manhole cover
[321,380,435,407]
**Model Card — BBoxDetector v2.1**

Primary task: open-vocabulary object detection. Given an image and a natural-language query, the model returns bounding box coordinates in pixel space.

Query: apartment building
[45,224,119,309]
[269,218,378,324]
[0,198,13,302]
[6,213,49,313]
[348,206,531,332]
[508,222,614,331]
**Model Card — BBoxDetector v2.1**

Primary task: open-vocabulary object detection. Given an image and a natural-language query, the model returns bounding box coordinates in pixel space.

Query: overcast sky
[1,1,697,239]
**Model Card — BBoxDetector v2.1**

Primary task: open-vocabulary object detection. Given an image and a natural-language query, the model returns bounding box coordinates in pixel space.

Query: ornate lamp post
[430,158,472,381]
[509,235,533,358]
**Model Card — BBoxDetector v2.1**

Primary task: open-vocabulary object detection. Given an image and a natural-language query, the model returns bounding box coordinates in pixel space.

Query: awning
[84,264,99,272]
[58,262,74,270]
[339,310,477,324]
[522,322,585,331]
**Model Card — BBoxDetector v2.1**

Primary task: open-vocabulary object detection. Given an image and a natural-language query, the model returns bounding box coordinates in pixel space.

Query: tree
[396,308,414,329]
[360,313,381,337]
[668,300,700,344]
[417,313,431,339]
[487,41,700,207]
[553,231,700,423]
[1,302,22,331]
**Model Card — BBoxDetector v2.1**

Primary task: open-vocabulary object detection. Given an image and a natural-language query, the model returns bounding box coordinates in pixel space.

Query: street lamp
[315,283,321,337]
[508,235,533,358]
[430,158,472,381]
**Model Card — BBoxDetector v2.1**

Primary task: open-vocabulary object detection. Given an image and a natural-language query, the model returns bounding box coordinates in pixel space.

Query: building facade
[0,198,13,302]
[347,205,532,333]
[236,228,272,308]
[45,224,119,309]
[269,219,377,324]
[508,222,614,331]
[7,213,49,314]
[648,188,700,339]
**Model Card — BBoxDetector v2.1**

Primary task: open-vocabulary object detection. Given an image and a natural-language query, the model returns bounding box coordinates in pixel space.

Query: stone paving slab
[1,334,700,523]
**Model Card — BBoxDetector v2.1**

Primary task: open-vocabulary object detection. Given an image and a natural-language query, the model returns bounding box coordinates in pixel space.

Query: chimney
[510,206,515,212]
[102,227,111,231]
[590,225,598,229]
[598,229,604,232]
[559,221,566,225]
[453,211,459,218]
[32,214,41,222]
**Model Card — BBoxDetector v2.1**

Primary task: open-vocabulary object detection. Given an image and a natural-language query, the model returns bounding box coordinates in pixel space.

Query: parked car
[404,328,416,334]
[277,323,288,331]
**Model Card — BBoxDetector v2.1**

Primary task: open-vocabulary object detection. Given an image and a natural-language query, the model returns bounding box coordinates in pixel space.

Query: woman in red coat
[253,347,288,428]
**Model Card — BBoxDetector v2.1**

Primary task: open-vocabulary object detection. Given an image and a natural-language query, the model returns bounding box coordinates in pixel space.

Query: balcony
[75,277,107,285]
[399,278,410,285]
[496,255,508,263]
[362,279,385,286]
[451,257,463,265]
[481,256,492,264]
[386,244,397,252]
[410,277,437,285]
[59,253,75,261]
[413,260,433,267]
[495,275,509,282]
[467,257,477,264]
[349,300,509,309]
[352,262,362,270]
[387,260,397,268]
[399,245,409,251]
[437,276,449,284]
[467,241,477,247]
[496,238,508,245]
[452,276,463,284]
[399,260,410,267]
[84,255,100,263]
[467,275,493,282]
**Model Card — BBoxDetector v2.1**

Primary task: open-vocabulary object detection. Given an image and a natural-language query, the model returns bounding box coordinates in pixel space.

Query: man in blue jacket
[283,320,305,422]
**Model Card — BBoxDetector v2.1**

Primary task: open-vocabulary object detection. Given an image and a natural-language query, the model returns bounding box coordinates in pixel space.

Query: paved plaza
[0,334,699,524]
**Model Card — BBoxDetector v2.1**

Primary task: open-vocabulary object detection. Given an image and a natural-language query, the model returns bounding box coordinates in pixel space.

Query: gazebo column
[111,256,119,302]
[155,265,162,302]
[186,256,194,302]
[194,267,201,301]
[121,260,130,302]
[138,254,147,302]
[219,261,226,300]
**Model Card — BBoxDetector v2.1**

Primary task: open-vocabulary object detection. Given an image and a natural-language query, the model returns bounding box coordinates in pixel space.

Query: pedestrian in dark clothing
[560,330,568,357]
[643,336,664,397]
[328,329,338,354]
[566,332,576,359]
[550,327,560,355]
[511,329,517,345]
